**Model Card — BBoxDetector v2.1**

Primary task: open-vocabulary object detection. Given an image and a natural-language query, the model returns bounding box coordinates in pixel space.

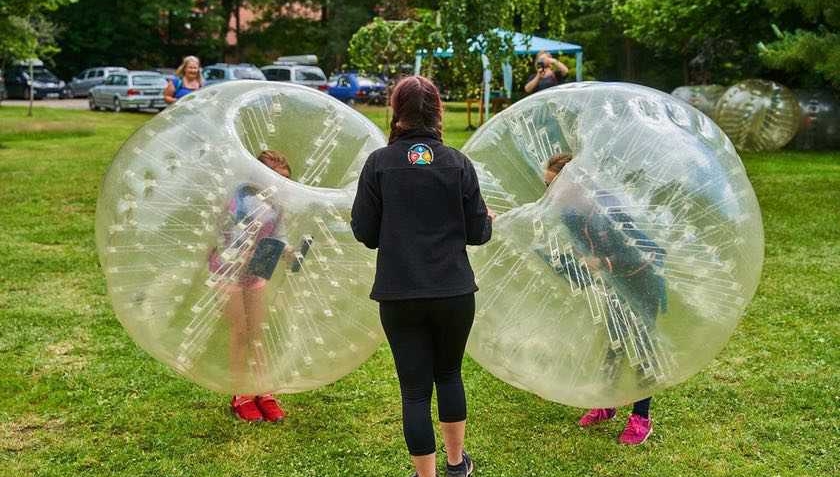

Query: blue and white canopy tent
[414,29,584,117]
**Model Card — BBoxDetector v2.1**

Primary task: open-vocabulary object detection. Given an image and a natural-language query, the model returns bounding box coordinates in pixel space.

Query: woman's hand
[163,80,177,104]
[486,206,497,222]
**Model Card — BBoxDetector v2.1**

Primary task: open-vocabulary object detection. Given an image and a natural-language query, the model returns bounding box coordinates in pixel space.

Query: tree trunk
[28,61,34,117]
[622,37,636,81]
[234,0,241,63]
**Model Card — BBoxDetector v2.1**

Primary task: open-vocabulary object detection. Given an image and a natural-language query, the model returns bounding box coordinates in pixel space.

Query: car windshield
[234,68,265,80]
[132,75,166,86]
[295,68,325,81]
[33,70,59,82]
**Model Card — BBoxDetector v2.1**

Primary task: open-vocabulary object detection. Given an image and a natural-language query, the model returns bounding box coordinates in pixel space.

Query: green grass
[0,105,838,477]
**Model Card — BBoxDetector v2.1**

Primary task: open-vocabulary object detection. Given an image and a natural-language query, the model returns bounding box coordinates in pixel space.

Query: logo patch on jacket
[407,143,434,165]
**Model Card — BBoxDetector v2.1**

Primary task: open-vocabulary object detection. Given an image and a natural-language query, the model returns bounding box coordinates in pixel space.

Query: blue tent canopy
[418,29,583,59]
[414,29,584,118]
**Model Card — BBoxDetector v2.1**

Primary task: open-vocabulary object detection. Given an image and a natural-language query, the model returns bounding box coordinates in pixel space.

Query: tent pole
[481,54,491,122]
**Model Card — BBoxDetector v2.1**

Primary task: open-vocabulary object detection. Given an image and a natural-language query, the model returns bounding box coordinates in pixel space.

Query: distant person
[351,75,494,477]
[524,51,569,94]
[164,55,202,104]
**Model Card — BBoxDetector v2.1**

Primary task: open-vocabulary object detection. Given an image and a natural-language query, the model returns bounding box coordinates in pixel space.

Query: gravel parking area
[2,99,88,109]
[1,98,160,114]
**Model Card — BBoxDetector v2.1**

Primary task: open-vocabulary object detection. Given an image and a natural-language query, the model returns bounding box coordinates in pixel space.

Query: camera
[536,60,546,69]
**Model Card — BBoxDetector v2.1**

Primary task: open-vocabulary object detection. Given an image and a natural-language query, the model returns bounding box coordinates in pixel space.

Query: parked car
[153,68,178,84]
[3,61,66,99]
[202,63,265,86]
[0,69,6,100]
[88,71,168,112]
[262,63,328,90]
[68,66,127,97]
[327,73,386,105]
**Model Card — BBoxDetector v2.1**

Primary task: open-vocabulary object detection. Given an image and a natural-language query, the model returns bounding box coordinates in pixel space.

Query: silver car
[202,63,266,86]
[261,64,327,90]
[89,71,167,112]
[69,66,127,97]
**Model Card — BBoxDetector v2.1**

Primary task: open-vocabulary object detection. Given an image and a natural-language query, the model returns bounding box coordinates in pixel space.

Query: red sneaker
[231,395,263,422]
[256,394,286,422]
[618,414,653,445]
[578,408,616,427]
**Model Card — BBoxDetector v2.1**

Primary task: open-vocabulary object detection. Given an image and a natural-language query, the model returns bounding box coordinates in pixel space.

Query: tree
[759,0,840,88]
[0,0,74,63]
[49,0,225,79]
[348,12,444,76]
[613,0,773,84]
[434,0,571,98]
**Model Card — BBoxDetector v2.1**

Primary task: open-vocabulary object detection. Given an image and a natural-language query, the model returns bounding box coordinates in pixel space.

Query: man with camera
[524,51,570,94]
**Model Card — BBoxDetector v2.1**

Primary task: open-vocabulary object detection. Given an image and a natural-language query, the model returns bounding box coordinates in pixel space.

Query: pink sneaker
[578,408,616,427]
[618,414,652,445]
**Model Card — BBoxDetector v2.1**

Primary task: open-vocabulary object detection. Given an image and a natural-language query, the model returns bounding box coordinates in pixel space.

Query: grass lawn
[0,104,838,477]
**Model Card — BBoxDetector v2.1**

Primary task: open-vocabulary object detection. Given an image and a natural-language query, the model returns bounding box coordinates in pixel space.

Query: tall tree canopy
[613,0,773,84]
[0,0,75,63]
[759,0,840,88]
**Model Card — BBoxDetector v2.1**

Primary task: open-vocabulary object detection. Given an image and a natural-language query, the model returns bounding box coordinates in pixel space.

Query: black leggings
[379,293,475,456]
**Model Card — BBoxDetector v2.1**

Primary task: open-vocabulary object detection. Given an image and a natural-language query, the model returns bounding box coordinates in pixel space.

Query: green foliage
[429,0,573,98]
[759,0,840,88]
[348,13,445,75]
[49,0,225,79]
[238,16,327,67]
[0,0,75,63]
[348,18,421,74]
[614,0,772,83]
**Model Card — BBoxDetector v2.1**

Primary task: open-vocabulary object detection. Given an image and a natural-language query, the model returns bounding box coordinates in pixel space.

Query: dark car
[327,73,386,105]
[202,63,266,86]
[4,62,66,99]
[0,69,6,101]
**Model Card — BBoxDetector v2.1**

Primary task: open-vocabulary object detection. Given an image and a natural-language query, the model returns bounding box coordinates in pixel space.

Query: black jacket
[351,130,492,301]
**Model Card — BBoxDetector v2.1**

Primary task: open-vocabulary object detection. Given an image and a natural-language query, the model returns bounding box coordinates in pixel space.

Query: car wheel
[113,97,122,113]
[345,98,355,106]
[88,96,97,111]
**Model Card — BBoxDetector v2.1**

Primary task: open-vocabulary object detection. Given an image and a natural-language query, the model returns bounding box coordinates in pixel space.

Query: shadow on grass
[0,121,96,145]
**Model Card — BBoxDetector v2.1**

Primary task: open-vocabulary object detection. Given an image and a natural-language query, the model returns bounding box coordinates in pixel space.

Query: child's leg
[224,287,250,390]
[242,283,268,387]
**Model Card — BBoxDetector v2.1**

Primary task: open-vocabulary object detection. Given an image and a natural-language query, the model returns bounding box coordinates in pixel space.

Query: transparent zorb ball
[671,85,727,118]
[463,82,764,408]
[790,89,840,150]
[96,81,387,395]
[713,79,801,152]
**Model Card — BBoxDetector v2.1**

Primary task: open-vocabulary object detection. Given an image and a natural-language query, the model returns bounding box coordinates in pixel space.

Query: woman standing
[351,76,493,477]
[164,55,202,104]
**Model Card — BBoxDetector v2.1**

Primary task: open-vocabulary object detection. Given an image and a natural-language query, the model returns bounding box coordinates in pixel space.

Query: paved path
[2,98,89,109]
[2,98,160,114]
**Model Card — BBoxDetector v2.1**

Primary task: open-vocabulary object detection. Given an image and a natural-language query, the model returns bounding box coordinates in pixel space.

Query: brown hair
[389,75,443,144]
[257,150,292,177]
[546,153,573,173]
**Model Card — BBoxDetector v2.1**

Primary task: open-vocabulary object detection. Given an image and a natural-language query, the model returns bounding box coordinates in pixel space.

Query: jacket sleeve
[462,158,492,245]
[351,157,382,249]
